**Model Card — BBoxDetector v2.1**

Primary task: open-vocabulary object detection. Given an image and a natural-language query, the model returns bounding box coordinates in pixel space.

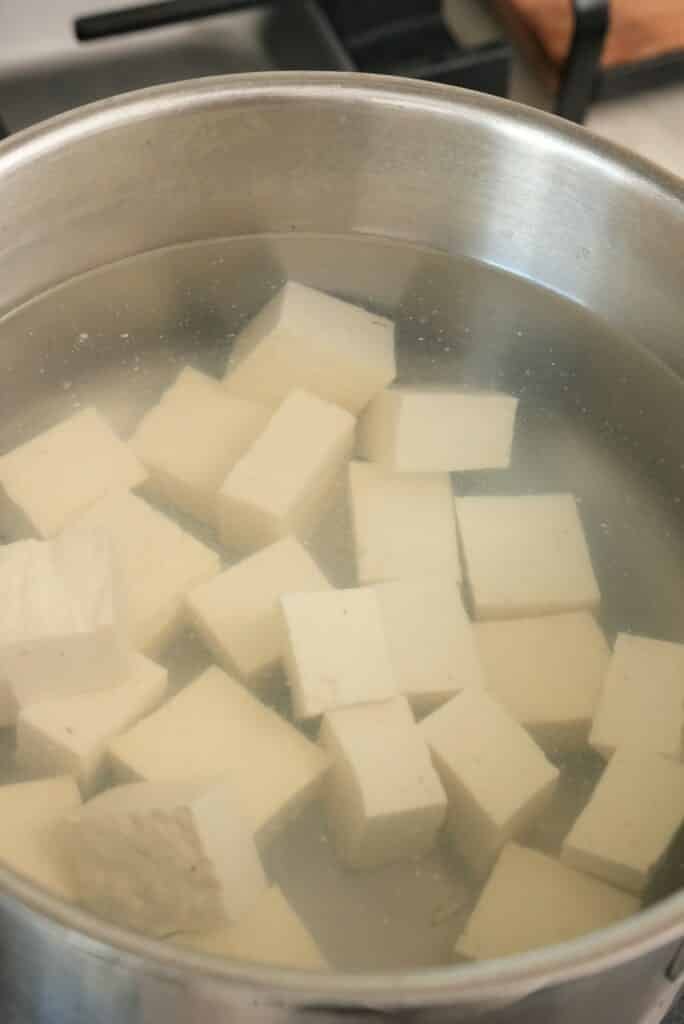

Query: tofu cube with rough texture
[590,634,684,761]
[421,689,559,876]
[108,667,329,846]
[357,388,518,472]
[218,390,355,551]
[0,408,147,539]
[562,751,684,893]
[455,843,640,961]
[281,588,397,720]
[186,537,330,687]
[375,576,485,712]
[223,281,395,413]
[320,697,447,869]
[131,367,270,525]
[456,494,600,620]
[476,612,609,752]
[61,780,268,936]
[348,461,461,585]
[71,490,220,655]
[16,655,168,796]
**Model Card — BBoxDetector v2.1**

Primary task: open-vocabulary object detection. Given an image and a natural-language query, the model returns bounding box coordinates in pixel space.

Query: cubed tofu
[0,408,147,539]
[281,588,397,721]
[476,612,609,752]
[456,494,600,620]
[455,843,639,961]
[107,667,329,846]
[348,461,461,585]
[223,281,395,413]
[421,690,559,876]
[16,655,168,796]
[0,776,81,899]
[375,576,485,712]
[218,390,355,551]
[357,388,518,472]
[562,751,684,894]
[186,537,330,687]
[320,697,447,869]
[61,780,267,936]
[590,634,684,761]
[71,490,220,655]
[131,367,270,525]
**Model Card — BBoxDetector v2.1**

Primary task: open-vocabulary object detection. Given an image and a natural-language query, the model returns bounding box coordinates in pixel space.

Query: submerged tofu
[348,461,461,585]
[320,697,447,869]
[590,634,684,761]
[0,408,146,539]
[421,690,559,876]
[186,537,330,687]
[476,612,609,752]
[456,494,600,620]
[218,390,355,551]
[357,388,518,472]
[108,667,329,846]
[131,367,270,525]
[62,780,268,936]
[223,281,395,413]
[562,751,684,894]
[455,843,640,961]
[16,655,168,796]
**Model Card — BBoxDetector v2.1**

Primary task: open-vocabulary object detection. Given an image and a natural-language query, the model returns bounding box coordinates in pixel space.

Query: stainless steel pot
[0,72,683,1024]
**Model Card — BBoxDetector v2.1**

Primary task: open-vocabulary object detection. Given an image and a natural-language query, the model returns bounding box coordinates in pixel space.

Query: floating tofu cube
[456,494,600,620]
[357,388,518,472]
[223,281,395,413]
[186,537,330,687]
[71,490,220,655]
[16,655,168,797]
[455,843,639,961]
[0,408,147,539]
[562,751,684,894]
[0,776,81,899]
[348,461,461,585]
[476,612,609,752]
[375,576,485,712]
[320,697,447,869]
[421,690,559,876]
[108,667,329,847]
[218,390,355,551]
[590,634,684,761]
[131,367,270,525]
[281,588,397,721]
[61,780,268,936]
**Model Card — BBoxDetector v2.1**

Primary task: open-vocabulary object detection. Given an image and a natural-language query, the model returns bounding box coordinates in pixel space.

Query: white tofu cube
[186,537,330,687]
[590,634,684,761]
[223,281,395,413]
[348,461,461,585]
[375,576,485,712]
[218,390,355,551]
[456,494,600,620]
[71,491,220,655]
[131,367,270,525]
[357,388,518,472]
[0,408,147,539]
[421,690,559,876]
[455,843,640,961]
[281,588,397,721]
[562,750,684,893]
[476,612,609,752]
[320,697,447,869]
[16,655,168,797]
[62,780,268,936]
[108,667,329,846]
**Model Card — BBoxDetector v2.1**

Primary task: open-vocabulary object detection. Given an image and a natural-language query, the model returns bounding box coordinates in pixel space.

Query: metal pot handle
[556,0,610,123]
